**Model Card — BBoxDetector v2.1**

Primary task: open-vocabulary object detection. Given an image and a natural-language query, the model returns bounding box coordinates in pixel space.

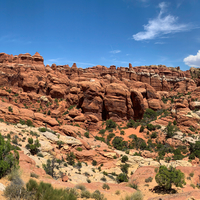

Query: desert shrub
[7,168,21,181]
[139,125,145,132]
[81,190,91,198]
[120,130,125,135]
[127,119,139,128]
[102,183,110,190]
[112,136,127,150]
[87,179,91,183]
[173,149,184,160]
[101,176,107,182]
[57,140,64,149]
[128,179,138,190]
[189,141,200,159]
[37,153,44,157]
[99,129,106,135]
[147,124,156,131]
[145,177,153,183]
[121,155,128,163]
[115,190,120,195]
[165,122,178,138]
[106,119,116,129]
[26,179,77,200]
[4,178,26,199]
[76,147,82,151]
[91,190,107,200]
[8,106,13,112]
[26,138,41,155]
[68,105,76,110]
[143,108,157,122]
[19,119,26,125]
[92,160,97,166]
[189,172,194,177]
[95,136,106,143]
[75,184,86,191]
[151,132,157,139]
[162,97,168,104]
[38,127,47,132]
[30,172,39,178]
[26,120,33,127]
[84,132,89,138]
[155,165,186,190]
[66,152,76,166]
[107,133,115,143]
[42,159,56,177]
[116,173,128,183]
[0,134,19,178]
[189,126,195,132]
[122,191,143,200]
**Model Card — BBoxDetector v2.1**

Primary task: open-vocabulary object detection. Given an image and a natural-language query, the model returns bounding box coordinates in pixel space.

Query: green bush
[151,132,157,139]
[122,191,143,200]
[145,177,153,183]
[68,105,76,110]
[42,159,56,177]
[147,124,156,131]
[26,120,33,127]
[99,129,106,135]
[81,190,91,198]
[76,147,82,151]
[102,183,110,190]
[165,122,178,138]
[121,155,128,163]
[26,138,41,155]
[38,127,47,132]
[112,136,127,150]
[57,141,64,149]
[143,108,157,122]
[30,172,39,178]
[120,163,130,174]
[91,190,107,200]
[116,173,128,183]
[75,184,86,191]
[92,160,97,166]
[0,134,19,178]
[106,119,116,129]
[66,152,76,166]
[26,179,77,200]
[155,165,186,190]
[127,119,139,128]
[84,132,89,138]
[8,106,13,112]
[139,125,145,132]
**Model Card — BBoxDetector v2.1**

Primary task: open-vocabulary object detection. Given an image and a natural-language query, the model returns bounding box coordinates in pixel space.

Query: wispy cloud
[109,50,121,54]
[177,0,184,8]
[133,2,192,41]
[155,41,165,44]
[184,50,200,68]
[0,35,32,44]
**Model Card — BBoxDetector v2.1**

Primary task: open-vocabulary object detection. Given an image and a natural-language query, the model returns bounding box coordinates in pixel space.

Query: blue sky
[0,0,200,70]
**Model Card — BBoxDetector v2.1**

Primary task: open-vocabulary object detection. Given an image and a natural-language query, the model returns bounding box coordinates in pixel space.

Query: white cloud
[109,50,121,54]
[184,50,200,68]
[155,41,165,44]
[133,2,191,41]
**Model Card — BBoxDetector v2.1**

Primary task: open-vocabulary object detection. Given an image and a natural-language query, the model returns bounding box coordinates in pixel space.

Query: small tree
[42,159,56,177]
[106,119,116,129]
[26,138,41,155]
[66,152,75,166]
[57,141,64,149]
[155,166,186,190]
[165,122,178,139]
